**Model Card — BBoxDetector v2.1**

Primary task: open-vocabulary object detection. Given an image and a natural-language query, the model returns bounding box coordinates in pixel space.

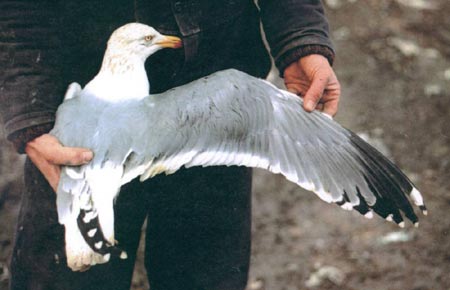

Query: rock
[388,37,422,57]
[377,231,414,245]
[248,279,264,290]
[424,84,443,97]
[324,0,358,9]
[324,0,343,9]
[444,68,450,80]
[395,0,438,10]
[387,37,440,60]
[305,265,345,288]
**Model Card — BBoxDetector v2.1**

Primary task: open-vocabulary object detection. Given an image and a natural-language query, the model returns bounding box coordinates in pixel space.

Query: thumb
[28,134,93,166]
[51,146,94,166]
[303,72,328,112]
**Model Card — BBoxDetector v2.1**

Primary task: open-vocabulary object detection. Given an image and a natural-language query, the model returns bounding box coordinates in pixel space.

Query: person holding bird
[0,1,340,289]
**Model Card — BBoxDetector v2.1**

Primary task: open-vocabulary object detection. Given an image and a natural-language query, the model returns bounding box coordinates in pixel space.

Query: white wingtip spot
[414,222,419,228]
[103,253,111,262]
[386,214,394,222]
[88,228,97,238]
[410,187,424,206]
[398,221,405,228]
[83,211,97,224]
[340,202,353,211]
[364,211,374,219]
[120,251,128,259]
[95,241,103,249]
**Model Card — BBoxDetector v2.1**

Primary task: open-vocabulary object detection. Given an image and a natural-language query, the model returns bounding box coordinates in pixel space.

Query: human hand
[25,134,93,192]
[284,54,341,117]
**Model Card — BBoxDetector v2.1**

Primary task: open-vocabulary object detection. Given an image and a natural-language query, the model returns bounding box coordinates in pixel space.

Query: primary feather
[50,23,426,271]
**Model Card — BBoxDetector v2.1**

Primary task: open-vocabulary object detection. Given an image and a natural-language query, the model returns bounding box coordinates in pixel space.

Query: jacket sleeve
[258,0,335,75]
[0,0,66,152]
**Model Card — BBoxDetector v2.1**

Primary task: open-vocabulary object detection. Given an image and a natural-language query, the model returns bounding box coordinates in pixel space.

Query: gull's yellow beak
[156,35,183,49]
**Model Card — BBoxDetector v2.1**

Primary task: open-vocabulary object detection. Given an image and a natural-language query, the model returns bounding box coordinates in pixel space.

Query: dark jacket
[0,0,334,153]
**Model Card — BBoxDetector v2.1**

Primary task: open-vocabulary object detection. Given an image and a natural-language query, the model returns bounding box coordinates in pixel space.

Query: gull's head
[89,23,182,98]
[106,23,182,61]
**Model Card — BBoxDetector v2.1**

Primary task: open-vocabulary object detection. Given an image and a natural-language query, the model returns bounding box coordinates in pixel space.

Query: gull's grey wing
[131,69,425,226]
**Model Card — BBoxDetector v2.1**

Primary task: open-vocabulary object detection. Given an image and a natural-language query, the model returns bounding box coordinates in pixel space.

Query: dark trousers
[10,159,252,290]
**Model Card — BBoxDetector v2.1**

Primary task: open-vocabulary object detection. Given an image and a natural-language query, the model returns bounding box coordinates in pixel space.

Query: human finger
[46,146,93,166]
[322,95,339,116]
[302,71,329,112]
[321,77,341,116]
[315,103,324,111]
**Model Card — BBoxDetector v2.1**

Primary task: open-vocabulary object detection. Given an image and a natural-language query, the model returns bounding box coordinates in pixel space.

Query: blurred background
[1,0,449,289]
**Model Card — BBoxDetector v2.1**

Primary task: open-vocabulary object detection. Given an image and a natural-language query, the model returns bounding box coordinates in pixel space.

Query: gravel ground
[1,0,449,289]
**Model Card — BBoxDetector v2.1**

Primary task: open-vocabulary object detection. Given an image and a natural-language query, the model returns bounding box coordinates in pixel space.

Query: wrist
[7,123,54,154]
[278,45,335,77]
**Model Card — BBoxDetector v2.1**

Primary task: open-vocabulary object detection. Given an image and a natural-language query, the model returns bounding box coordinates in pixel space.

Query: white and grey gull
[50,23,427,271]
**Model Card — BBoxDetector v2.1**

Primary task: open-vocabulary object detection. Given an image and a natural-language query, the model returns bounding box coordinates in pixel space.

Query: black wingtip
[419,205,428,216]
[348,132,424,226]
[352,187,371,215]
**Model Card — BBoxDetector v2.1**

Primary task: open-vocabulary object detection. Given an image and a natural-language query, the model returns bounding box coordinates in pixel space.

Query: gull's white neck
[84,49,149,102]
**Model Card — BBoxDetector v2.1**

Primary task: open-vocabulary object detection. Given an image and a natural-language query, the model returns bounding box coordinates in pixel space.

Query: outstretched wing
[50,69,426,269]
[131,69,425,226]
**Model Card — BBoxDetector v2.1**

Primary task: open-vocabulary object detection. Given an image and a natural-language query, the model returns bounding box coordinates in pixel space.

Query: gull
[50,23,427,271]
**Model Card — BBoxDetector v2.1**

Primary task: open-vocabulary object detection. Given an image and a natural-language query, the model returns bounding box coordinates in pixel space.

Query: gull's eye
[144,35,154,42]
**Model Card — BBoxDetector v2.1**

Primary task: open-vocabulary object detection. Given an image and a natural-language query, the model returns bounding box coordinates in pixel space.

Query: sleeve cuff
[7,123,55,154]
[276,45,335,77]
